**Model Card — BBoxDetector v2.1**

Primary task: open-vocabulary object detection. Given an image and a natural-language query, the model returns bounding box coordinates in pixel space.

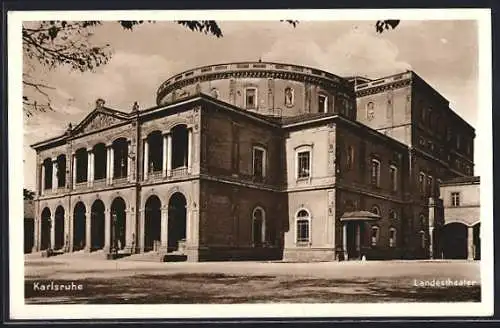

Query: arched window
[389,209,397,221]
[295,145,313,180]
[371,226,380,246]
[371,205,381,216]
[43,158,53,190]
[371,158,381,187]
[296,209,311,244]
[390,165,398,192]
[252,207,266,247]
[389,227,397,247]
[284,87,294,107]
[252,146,267,181]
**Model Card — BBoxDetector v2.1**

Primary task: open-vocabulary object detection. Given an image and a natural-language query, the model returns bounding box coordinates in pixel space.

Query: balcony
[112,177,128,185]
[147,170,163,182]
[74,181,88,190]
[171,167,188,177]
[93,178,106,188]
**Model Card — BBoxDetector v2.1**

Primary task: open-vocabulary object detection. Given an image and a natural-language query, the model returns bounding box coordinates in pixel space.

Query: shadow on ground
[25,273,481,304]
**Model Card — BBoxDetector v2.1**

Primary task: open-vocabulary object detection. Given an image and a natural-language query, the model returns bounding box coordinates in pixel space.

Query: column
[72,154,77,188]
[467,226,474,260]
[52,159,58,191]
[160,206,169,252]
[139,209,145,253]
[166,134,172,176]
[355,223,361,255]
[106,147,111,185]
[143,139,149,180]
[32,218,40,252]
[342,222,348,260]
[162,134,168,178]
[87,149,92,187]
[40,163,45,195]
[68,209,74,252]
[125,209,136,253]
[104,209,111,253]
[89,152,94,185]
[64,212,70,252]
[127,141,132,182]
[187,129,193,173]
[50,213,55,250]
[429,227,434,259]
[85,210,91,252]
[110,147,114,184]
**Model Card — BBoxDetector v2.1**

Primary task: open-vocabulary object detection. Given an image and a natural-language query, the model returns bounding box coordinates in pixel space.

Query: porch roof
[340,211,380,221]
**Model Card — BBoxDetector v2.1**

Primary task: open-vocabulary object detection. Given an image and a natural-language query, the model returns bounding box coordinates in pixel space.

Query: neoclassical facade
[30,61,476,261]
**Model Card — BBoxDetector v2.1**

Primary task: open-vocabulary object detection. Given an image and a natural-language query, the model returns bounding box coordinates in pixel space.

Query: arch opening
[56,155,66,188]
[147,131,163,173]
[91,200,105,251]
[110,197,127,251]
[168,192,187,252]
[40,207,51,251]
[441,222,468,259]
[54,206,65,250]
[144,195,162,252]
[73,202,86,251]
[113,138,128,179]
[93,143,107,181]
[75,148,88,183]
[171,125,189,170]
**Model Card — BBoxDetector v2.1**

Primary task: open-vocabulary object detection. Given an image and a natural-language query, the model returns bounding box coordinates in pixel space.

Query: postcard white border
[9,8,493,319]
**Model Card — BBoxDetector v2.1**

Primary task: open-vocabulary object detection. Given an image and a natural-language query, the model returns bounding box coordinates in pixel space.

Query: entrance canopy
[340,211,381,222]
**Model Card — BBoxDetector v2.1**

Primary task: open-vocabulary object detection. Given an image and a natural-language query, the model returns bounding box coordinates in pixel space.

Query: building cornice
[355,78,411,97]
[156,61,352,105]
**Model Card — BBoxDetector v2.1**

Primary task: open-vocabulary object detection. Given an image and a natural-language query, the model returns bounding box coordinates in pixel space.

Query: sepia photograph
[8,8,493,319]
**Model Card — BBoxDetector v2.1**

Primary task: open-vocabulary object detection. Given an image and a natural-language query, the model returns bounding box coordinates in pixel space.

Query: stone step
[121,252,187,262]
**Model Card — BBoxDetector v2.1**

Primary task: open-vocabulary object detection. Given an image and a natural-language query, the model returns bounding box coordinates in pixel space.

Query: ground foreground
[24,255,481,304]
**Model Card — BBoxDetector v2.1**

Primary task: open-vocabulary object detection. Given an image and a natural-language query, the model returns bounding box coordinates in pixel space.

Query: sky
[22,20,479,190]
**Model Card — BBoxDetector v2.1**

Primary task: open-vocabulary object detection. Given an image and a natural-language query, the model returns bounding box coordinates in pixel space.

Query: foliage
[24,188,35,200]
[375,20,400,33]
[22,19,397,117]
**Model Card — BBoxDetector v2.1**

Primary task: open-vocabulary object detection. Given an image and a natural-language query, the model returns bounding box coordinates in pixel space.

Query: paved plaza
[24,254,481,304]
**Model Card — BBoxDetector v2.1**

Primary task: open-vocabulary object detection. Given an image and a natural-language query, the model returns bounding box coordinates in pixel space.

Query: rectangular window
[451,192,461,207]
[252,147,265,180]
[371,159,380,187]
[297,151,311,179]
[390,165,398,192]
[245,88,257,109]
[318,95,328,113]
[296,219,310,243]
[419,172,426,193]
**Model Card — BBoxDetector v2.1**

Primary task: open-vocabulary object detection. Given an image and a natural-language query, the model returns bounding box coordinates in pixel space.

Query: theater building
[29,61,476,262]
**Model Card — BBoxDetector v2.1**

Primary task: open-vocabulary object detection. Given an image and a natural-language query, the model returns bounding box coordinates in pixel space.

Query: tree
[375,20,400,33]
[23,188,35,200]
[22,19,397,117]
